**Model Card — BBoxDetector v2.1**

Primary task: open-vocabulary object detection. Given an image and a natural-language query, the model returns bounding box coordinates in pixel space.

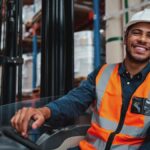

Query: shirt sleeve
[46,65,101,127]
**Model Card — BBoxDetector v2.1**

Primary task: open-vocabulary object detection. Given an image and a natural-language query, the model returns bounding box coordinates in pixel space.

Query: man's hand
[11,107,51,138]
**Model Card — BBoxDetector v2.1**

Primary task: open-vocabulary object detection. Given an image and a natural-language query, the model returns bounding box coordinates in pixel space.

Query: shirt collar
[119,62,150,79]
[118,62,126,76]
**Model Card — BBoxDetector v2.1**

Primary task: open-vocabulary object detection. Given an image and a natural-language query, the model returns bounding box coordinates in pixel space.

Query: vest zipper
[104,99,130,150]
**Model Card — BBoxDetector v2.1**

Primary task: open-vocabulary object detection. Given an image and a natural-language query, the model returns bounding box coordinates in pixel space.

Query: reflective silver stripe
[96,64,116,107]
[143,116,150,135]
[93,139,106,149]
[92,111,146,137]
[92,111,118,131]
[121,124,145,137]
[111,144,140,150]
[86,133,140,150]
[86,134,106,149]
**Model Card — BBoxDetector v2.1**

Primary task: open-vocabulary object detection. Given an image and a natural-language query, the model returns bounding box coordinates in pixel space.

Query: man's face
[125,22,150,64]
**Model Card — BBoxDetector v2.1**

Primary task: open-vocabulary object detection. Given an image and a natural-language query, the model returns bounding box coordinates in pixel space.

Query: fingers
[11,107,35,137]
[32,113,45,129]
[11,107,47,138]
[20,108,33,137]
[11,109,22,131]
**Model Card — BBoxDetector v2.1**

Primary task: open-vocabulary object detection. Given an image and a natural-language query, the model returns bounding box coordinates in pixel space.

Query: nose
[138,34,147,43]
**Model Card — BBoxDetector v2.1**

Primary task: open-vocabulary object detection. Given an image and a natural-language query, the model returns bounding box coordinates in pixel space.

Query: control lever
[29,118,53,133]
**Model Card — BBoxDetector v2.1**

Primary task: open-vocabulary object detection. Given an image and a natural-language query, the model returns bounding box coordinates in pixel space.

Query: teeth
[136,46,146,51]
[136,47,145,50]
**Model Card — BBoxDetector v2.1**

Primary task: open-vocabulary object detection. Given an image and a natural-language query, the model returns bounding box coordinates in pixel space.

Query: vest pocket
[131,97,150,116]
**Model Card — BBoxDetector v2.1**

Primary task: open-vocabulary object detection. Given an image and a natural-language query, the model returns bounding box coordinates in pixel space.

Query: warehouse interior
[0,0,150,149]
[0,0,107,104]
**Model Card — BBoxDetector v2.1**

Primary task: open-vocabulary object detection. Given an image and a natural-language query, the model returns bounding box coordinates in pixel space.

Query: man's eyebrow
[130,28,150,33]
[130,28,141,31]
[129,28,141,33]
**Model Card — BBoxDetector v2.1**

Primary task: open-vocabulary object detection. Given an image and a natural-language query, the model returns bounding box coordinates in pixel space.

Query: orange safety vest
[79,64,150,150]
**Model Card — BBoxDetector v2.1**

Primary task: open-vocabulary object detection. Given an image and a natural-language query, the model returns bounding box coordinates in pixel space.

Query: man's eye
[130,30,141,35]
[146,33,150,38]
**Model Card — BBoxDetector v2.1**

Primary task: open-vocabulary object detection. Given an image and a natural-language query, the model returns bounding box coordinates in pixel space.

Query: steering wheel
[1,119,90,150]
[1,126,41,150]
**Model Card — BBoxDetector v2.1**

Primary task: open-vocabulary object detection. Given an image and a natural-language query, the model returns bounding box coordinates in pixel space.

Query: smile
[132,44,150,51]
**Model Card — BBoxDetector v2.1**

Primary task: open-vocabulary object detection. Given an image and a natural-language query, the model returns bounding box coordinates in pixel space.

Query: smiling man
[11,9,150,150]
[125,22,150,63]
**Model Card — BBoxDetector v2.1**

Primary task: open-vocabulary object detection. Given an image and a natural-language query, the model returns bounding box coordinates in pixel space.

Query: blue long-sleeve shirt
[46,63,150,127]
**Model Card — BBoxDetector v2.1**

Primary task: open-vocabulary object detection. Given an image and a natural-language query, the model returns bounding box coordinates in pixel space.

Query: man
[11,9,150,150]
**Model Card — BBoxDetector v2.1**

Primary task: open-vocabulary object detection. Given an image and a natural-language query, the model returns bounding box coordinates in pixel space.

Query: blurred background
[0,0,150,104]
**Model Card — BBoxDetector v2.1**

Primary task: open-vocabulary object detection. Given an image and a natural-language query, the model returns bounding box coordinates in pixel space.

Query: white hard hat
[125,9,150,31]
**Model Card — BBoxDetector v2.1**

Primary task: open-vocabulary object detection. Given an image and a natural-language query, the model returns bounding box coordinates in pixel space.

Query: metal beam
[1,0,23,104]
[41,0,74,99]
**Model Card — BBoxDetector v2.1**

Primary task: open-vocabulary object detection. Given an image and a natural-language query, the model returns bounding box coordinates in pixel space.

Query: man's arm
[11,65,101,137]
[46,65,101,127]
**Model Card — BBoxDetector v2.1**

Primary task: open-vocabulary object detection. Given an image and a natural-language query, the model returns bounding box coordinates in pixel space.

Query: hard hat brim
[125,20,150,31]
